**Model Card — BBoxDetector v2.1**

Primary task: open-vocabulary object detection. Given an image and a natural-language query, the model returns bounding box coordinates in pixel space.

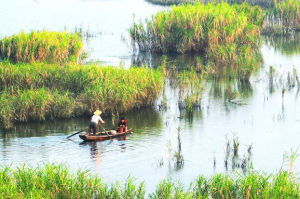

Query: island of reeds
[0,31,164,129]
[130,2,265,79]
[0,163,299,198]
[0,31,83,64]
[145,0,300,36]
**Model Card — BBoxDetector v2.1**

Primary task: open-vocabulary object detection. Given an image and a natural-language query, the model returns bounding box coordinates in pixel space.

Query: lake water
[0,0,300,193]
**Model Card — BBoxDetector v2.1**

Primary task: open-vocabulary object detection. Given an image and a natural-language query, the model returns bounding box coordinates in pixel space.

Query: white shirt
[91,115,104,124]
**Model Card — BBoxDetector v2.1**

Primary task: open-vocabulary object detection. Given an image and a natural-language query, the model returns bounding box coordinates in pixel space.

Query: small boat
[79,129,132,141]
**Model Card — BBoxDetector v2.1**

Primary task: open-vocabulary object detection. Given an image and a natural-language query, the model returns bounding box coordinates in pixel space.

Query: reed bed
[0,62,164,129]
[221,0,274,7]
[0,31,83,63]
[130,2,264,78]
[263,0,300,35]
[0,163,299,198]
[0,164,145,199]
[0,88,75,129]
[145,0,193,6]
[146,0,299,36]
[263,0,300,36]
[147,0,275,7]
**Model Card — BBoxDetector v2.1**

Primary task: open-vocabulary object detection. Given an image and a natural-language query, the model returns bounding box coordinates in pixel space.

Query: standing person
[89,110,105,135]
[117,117,128,133]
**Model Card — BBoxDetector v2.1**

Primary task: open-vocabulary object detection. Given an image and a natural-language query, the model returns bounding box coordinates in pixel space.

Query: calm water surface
[0,0,300,192]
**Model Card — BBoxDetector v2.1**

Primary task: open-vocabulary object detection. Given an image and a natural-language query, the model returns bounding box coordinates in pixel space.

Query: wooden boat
[79,128,132,141]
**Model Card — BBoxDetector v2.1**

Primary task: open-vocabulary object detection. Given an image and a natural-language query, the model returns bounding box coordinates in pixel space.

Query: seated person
[117,117,128,133]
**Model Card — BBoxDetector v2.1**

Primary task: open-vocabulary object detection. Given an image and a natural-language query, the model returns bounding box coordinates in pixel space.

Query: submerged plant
[174,127,184,167]
[264,0,300,36]
[233,136,240,156]
[223,135,253,172]
[177,69,204,116]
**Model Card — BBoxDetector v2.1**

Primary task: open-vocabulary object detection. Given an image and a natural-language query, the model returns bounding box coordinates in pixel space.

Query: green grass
[147,0,275,7]
[145,0,192,6]
[0,31,83,63]
[0,163,299,198]
[130,2,264,78]
[146,0,299,35]
[0,62,164,129]
[263,0,300,35]
[0,88,75,128]
[0,164,145,199]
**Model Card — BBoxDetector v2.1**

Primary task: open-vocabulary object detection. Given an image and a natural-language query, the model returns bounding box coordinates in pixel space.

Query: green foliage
[145,0,193,6]
[0,31,83,63]
[264,0,300,35]
[0,164,299,198]
[0,62,164,129]
[130,2,264,78]
[0,164,145,199]
[147,0,275,7]
[0,88,75,128]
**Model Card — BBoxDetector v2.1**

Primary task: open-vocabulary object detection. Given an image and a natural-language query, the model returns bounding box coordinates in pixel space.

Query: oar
[67,129,85,139]
[100,124,111,138]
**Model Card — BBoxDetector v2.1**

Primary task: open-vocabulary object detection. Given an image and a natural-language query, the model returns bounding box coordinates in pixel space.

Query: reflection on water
[0,46,294,192]
[132,52,262,79]
[264,32,300,56]
[0,0,300,193]
[1,118,87,139]
[82,141,103,166]
[208,79,253,102]
[224,135,253,173]
[0,45,299,194]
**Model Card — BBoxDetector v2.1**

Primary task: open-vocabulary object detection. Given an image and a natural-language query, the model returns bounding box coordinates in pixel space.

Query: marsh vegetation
[263,0,300,35]
[0,0,299,197]
[0,162,299,199]
[0,31,84,64]
[0,62,164,129]
[130,2,264,79]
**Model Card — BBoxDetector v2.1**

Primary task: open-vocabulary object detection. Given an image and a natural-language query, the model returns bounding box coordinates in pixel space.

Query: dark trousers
[88,122,98,134]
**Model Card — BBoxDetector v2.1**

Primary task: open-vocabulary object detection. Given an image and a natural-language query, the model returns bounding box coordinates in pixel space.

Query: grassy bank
[0,163,299,198]
[130,2,264,78]
[0,31,83,63]
[0,62,164,129]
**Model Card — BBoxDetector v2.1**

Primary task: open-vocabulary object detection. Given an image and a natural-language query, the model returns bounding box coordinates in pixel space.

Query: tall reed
[130,2,264,78]
[0,164,145,199]
[0,62,164,129]
[1,163,298,198]
[147,0,275,7]
[263,0,300,35]
[0,31,83,63]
